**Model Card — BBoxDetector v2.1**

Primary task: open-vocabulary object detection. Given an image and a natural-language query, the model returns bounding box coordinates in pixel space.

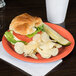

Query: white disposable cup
[46,0,69,24]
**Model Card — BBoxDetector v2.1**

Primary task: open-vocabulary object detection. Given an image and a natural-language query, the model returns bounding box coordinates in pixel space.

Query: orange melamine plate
[2,22,75,63]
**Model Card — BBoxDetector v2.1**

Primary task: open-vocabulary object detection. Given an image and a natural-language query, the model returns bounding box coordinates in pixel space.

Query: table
[0,0,76,76]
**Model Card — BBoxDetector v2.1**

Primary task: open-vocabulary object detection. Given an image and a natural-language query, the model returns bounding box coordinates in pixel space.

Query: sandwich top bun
[9,13,43,35]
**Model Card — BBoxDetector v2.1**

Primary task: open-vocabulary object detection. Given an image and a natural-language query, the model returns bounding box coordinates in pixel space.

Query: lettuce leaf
[4,31,27,45]
[27,24,44,38]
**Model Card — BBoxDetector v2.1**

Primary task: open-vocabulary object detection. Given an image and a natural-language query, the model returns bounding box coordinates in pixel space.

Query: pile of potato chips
[14,32,62,59]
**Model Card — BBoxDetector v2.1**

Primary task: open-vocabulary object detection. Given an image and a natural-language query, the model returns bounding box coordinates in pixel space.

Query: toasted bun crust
[9,13,43,35]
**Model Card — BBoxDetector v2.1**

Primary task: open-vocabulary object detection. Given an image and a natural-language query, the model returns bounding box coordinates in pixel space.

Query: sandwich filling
[4,24,45,45]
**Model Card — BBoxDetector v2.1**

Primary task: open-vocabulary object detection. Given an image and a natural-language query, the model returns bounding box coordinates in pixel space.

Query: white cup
[46,0,69,24]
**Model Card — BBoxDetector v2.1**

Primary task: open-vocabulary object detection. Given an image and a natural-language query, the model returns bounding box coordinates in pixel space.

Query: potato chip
[23,41,38,57]
[29,53,38,59]
[37,48,52,58]
[33,34,41,43]
[14,42,25,54]
[54,43,62,48]
[39,41,55,50]
[41,32,51,42]
[50,48,59,56]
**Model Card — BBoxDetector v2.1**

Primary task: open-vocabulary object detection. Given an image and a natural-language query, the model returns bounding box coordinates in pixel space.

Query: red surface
[2,22,75,63]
